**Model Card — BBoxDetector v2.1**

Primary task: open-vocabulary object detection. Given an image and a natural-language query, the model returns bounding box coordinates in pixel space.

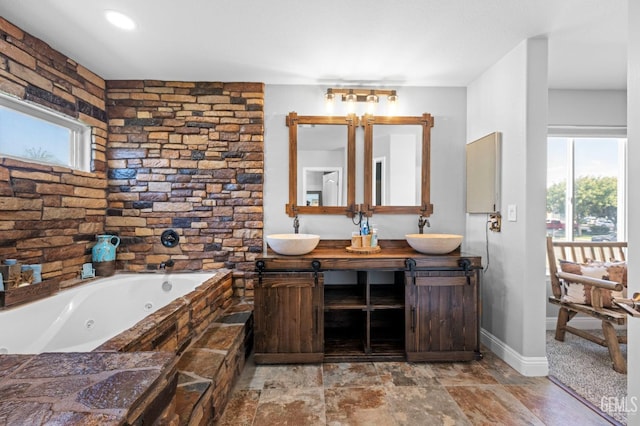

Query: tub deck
[0,351,177,425]
[0,269,253,425]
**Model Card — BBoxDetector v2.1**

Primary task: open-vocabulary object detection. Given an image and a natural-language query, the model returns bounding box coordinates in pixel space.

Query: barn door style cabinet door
[254,261,324,364]
[404,259,482,362]
[254,244,482,364]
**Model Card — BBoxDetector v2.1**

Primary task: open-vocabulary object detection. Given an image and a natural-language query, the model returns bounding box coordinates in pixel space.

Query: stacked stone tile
[0,18,108,285]
[0,18,264,299]
[106,81,264,296]
[0,351,178,425]
[95,271,234,354]
[175,299,254,424]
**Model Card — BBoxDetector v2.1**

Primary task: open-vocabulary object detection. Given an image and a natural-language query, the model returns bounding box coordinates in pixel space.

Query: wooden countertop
[258,239,482,270]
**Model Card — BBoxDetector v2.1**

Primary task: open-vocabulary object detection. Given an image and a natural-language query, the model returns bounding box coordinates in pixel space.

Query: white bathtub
[0,272,221,354]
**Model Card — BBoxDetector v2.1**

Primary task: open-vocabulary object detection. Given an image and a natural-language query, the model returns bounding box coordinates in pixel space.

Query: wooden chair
[546,236,627,374]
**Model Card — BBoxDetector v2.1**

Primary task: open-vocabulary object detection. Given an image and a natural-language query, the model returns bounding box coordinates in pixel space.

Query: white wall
[264,85,467,241]
[466,38,549,376]
[549,89,626,129]
[627,1,640,424]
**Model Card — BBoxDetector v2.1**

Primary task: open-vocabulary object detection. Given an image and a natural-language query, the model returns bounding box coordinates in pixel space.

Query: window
[0,94,91,171]
[547,136,626,242]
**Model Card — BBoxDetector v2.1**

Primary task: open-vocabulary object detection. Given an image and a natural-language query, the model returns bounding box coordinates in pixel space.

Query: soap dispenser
[361,217,369,236]
[370,224,378,247]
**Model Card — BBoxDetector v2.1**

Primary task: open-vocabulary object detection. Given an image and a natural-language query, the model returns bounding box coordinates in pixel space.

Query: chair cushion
[559,260,627,307]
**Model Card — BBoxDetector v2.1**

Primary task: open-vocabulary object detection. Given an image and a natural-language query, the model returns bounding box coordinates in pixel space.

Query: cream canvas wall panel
[466,132,501,213]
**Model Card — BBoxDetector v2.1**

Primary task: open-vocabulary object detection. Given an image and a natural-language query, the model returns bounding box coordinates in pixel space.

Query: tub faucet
[160,259,175,270]
[293,215,299,234]
[418,215,430,234]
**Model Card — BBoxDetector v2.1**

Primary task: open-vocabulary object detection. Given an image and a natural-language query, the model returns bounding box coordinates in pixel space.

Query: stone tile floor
[216,349,613,425]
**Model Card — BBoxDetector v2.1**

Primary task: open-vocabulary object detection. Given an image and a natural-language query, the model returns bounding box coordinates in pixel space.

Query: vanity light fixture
[366,90,378,114]
[344,90,358,103]
[105,10,136,30]
[324,88,335,103]
[324,89,336,112]
[344,90,357,113]
[387,90,398,113]
[387,90,398,106]
[324,88,398,114]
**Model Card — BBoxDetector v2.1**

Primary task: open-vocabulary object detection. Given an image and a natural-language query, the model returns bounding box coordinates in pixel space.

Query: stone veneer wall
[0,18,108,284]
[105,81,264,296]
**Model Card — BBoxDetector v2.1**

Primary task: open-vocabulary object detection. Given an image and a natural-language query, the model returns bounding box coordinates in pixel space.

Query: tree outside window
[546,137,625,241]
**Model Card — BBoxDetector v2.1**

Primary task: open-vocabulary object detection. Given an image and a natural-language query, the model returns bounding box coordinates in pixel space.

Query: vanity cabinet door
[405,270,481,362]
[254,272,324,364]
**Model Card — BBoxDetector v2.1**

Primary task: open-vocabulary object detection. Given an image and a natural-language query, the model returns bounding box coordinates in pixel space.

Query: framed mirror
[363,114,434,215]
[286,112,357,216]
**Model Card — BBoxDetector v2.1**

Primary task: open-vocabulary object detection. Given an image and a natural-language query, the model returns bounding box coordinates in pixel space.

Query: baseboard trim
[480,328,549,377]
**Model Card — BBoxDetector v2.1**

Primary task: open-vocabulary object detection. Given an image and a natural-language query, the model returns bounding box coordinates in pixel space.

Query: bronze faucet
[160,259,175,270]
[418,215,430,234]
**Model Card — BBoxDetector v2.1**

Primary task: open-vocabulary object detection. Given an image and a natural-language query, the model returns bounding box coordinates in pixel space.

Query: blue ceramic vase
[92,235,121,263]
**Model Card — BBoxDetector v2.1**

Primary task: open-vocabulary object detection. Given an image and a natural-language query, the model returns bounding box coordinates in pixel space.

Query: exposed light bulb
[325,90,335,104]
[387,91,398,115]
[325,90,335,113]
[387,92,398,106]
[366,92,378,114]
[345,91,357,113]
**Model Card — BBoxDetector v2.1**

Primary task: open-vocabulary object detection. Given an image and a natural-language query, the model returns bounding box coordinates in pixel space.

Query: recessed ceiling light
[105,10,136,30]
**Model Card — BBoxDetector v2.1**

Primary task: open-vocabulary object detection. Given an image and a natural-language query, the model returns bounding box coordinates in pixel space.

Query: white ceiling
[0,0,628,89]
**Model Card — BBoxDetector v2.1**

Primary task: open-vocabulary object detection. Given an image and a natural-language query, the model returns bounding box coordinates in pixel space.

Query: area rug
[546,330,627,424]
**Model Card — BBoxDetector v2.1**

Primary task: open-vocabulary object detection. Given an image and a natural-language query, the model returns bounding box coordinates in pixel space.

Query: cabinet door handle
[411,306,416,332]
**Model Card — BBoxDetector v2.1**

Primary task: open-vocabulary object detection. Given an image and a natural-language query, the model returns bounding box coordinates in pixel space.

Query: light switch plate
[507,204,517,221]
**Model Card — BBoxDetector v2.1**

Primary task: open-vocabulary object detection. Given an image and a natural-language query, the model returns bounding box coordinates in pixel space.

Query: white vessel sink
[266,234,320,255]
[405,233,463,255]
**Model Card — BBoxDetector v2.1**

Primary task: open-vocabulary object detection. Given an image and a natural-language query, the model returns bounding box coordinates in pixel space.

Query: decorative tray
[345,245,381,254]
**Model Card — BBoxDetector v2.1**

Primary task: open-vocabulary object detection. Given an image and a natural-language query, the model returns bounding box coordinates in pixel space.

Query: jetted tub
[0,271,227,354]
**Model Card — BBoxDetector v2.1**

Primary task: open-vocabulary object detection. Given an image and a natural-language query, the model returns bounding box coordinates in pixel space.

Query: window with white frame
[0,94,91,171]
[546,135,626,242]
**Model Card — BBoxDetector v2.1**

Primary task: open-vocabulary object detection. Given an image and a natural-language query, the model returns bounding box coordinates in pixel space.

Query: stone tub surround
[0,18,265,305]
[0,18,260,423]
[105,80,265,298]
[0,351,178,425]
[96,270,234,354]
[175,299,254,424]
[0,272,254,425]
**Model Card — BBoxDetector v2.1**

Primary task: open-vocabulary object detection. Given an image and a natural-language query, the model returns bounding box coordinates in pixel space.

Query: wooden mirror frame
[286,112,357,217]
[362,113,434,215]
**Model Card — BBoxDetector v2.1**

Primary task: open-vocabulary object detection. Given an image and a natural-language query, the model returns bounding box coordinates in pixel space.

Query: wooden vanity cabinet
[254,271,324,364]
[405,268,481,362]
[255,242,482,364]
